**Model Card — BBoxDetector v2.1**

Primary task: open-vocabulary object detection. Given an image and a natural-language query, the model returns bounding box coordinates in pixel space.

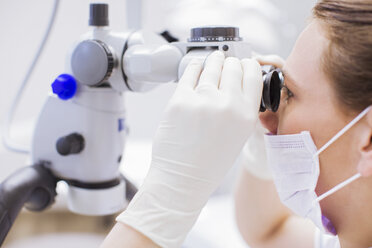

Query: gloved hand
[240,54,285,180]
[239,121,272,180]
[116,51,263,248]
[252,53,285,68]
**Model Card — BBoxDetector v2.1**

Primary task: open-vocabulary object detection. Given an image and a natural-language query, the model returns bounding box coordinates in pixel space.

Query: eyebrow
[281,68,299,91]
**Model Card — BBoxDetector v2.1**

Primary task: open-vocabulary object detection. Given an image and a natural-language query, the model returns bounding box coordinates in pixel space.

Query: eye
[282,85,294,101]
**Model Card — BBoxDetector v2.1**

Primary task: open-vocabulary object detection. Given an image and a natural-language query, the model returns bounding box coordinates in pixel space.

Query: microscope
[0,3,283,245]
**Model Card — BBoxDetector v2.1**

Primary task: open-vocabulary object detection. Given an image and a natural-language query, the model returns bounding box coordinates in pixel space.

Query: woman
[101,1,372,247]
[236,1,372,247]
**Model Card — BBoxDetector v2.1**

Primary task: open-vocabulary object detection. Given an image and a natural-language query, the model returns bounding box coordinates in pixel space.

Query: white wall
[0,0,316,179]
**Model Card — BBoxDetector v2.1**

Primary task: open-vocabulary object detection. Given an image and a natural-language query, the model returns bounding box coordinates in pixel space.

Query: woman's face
[259,20,372,240]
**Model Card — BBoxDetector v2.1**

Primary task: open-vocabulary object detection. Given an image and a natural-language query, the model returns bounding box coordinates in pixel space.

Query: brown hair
[313,0,372,113]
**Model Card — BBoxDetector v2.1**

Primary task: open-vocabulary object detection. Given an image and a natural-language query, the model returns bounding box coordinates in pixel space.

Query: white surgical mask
[264,106,371,235]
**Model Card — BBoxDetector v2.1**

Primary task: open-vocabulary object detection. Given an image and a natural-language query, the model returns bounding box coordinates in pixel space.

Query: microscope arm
[0,163,58,246]
[123,42,184,88]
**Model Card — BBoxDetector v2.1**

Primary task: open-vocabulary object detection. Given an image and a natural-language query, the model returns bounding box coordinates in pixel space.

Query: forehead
[283,20,329,93]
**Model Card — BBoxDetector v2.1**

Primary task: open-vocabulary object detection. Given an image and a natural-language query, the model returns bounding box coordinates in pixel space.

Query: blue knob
[52,74,77,100]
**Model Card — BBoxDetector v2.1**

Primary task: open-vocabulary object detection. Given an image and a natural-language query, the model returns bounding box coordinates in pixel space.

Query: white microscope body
[31,25,131,215]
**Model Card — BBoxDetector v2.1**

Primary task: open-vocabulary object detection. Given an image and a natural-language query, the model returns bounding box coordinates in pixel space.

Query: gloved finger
[219,57,243,93]
[196,51,225,90]
[178,60,203,89]
[252,54,285,69]
[241,58,263,111]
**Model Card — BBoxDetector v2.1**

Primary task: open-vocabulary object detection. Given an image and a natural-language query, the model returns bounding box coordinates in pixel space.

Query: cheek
[277,102,313,135]
[277,100,335,149]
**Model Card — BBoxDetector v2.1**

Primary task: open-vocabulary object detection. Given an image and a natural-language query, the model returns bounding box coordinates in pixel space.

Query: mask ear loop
[315,173,361,203]
[312,106,371,203]
[314,106,372,157]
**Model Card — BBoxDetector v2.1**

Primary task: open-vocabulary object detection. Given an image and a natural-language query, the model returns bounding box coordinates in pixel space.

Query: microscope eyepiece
[260,67,284,112]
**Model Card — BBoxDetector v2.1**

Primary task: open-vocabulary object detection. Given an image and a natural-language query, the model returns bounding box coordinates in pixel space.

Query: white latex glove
[116,51,263,248]
[240,121,272,180]
[240,53,285,180]
[252,53,284,69]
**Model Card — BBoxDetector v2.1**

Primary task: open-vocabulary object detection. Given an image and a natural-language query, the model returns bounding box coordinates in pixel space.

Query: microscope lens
[260,68,283,112]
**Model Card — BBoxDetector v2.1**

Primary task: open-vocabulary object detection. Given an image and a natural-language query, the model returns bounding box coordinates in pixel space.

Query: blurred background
[0,0,316,247]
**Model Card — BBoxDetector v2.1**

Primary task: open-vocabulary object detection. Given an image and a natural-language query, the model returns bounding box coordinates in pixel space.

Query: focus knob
[188,26,242,42]
[89,3,109,26]
[71,40,114,86]
[56,133,85,156]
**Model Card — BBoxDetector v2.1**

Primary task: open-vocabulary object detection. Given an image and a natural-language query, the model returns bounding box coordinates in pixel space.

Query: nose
[259,110,279,135]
